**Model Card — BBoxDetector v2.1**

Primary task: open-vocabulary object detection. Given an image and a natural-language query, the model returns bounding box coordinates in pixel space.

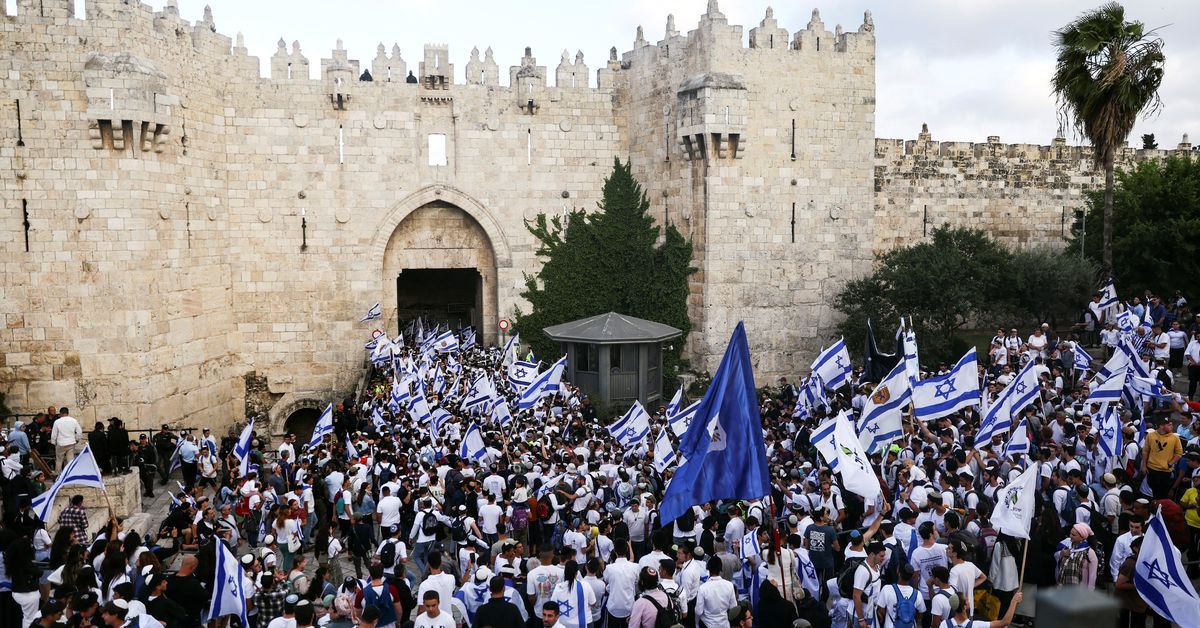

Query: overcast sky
[151,0,1197,146]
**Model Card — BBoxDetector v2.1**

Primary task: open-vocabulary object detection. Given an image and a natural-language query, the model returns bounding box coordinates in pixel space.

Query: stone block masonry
[0,0,1189,432]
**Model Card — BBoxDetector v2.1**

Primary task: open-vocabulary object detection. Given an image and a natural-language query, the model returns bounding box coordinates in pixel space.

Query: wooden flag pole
[1017,538,1030,588]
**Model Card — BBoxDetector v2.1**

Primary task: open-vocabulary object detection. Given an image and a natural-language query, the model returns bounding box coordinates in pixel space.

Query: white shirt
[876,583,927,628]
[602,557,640,618]
[376,495,403,528]
[50,416,82,447]
[563,529,588,563]
[416,573,457,614]
[695,576,737,628]
[1152,333,1171,359]
[265,618,296,628]
[527,564,565,616]
[910,543,948,600]
[413,611,456,628]
[479,503,504,534]
[948,561,984,616]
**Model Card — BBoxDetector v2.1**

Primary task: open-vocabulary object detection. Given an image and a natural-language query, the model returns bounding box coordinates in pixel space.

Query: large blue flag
[1135,510,1200,625]
[307,403,334,449]
[910,347,980,421]
[209,538,249,627]
[660,323,770,524]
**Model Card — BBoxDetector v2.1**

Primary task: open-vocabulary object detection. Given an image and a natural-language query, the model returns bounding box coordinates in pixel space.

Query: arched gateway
[374,186,511,347]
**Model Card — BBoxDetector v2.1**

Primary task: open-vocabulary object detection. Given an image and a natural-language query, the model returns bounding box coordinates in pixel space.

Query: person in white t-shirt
[875,562,926,628]
[413,590,456,628]
[375,486,403,531]
[478,494,505,547]
[946,540,986,619]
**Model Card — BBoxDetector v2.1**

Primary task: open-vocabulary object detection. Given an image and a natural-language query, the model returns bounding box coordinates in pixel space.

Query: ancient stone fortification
[0,0,1188,432]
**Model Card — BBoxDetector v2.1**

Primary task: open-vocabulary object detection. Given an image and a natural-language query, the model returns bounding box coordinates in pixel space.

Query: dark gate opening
[396,268,482,331]
[284,408,321,445]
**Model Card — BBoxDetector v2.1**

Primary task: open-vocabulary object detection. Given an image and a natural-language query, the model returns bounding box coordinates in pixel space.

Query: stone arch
[374,185,509,345]
[267,392,333,438]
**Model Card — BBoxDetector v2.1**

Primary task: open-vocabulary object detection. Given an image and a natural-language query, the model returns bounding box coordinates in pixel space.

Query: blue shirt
[7,429,30,455]
[179,440,199,463]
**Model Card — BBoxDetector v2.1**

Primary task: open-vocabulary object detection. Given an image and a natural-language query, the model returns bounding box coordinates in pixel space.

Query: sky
[147,0,1198,146]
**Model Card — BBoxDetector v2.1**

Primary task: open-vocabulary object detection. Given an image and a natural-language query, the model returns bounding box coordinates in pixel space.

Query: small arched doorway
[283,408,321,445]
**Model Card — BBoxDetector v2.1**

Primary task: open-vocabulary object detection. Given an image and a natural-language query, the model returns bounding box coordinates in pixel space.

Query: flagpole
[1017,538,1030,588]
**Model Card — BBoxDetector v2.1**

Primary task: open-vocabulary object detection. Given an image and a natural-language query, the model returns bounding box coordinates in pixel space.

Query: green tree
[834,226,1096,364]
[1052,2,1165,273]
[1142,133,1158,149]
[515,158,696,383]
[1072,155,1200,297]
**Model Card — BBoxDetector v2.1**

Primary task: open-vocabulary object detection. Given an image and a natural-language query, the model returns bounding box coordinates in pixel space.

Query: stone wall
[874,126,1196,253]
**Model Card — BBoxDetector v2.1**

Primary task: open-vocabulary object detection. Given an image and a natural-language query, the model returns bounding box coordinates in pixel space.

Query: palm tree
[1052,2,1165,273]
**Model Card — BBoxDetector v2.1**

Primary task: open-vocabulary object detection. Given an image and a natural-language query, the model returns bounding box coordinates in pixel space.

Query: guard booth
[542,312,682,409]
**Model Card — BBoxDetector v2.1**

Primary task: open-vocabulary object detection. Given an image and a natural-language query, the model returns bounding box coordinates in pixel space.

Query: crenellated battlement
[876,124,1196,165]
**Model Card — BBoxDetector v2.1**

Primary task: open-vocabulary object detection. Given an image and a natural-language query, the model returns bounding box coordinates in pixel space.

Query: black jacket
[473,598,525,628]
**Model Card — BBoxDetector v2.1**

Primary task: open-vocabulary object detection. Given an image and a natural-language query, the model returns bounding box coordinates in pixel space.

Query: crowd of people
[0,297,1196,628]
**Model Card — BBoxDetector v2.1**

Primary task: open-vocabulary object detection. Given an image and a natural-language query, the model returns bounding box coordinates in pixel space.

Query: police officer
[133,435,158,497]
[153,424,177,485]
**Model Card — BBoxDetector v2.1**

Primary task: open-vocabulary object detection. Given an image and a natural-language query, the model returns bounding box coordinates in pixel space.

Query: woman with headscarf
[756,578,799,628]
[1055,523,1099,588]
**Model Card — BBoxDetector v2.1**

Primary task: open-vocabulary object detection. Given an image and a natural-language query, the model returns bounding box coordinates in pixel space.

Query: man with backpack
[353,564,404,628]
[409,499,452,579]
[875,562,925,628]
[841,541,886,628]
[376,525,408,582]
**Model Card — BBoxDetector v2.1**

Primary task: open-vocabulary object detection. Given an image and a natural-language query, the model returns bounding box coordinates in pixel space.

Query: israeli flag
[167,435,186,474]
[1097,406,1122,459]
[433,330,460,354]
[409,393,434,426]
[31,444,106,521]
[834,411,881,501]
[793,374,829,420]
[811,417,840,470]
[307,404,334,449]
[977,360,1040,445]
[1130,375,1173,400]
[209,536,249,628]
[741,528,761,560]
[360,302,382,323]
[508,360,540,390]
[370,405,387,429]
[1116,307,1137,334]
[1073,343,1094,372]
[669,399,700,437]
[459,423,487,461]
[535,473,565,500]
[517,356,567,410]
[858,361,910,454]
[370,334,393,366]
[1134,510,1200,624]
[811,338,852,390]
[430,409,453,441]
[794,547,821,600]
[911,347,979,421]
[902,323,920,383]
[1086,366,1127,407]
[461,374,496,413]
[364,335,380,351]
[549,579,593,628]
[666,387,684,419]
[233,419,255,478]
[502,333,520,367]
[1003,419,1031,458]
[492,399,513,427]
[653,429,678,473]
[1098,279,1119,310]
[609,401,652,449]
[346,436,359,460]
[461,327,476,351]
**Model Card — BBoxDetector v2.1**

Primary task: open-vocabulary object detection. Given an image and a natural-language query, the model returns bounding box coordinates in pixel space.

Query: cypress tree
[515,157,696,383]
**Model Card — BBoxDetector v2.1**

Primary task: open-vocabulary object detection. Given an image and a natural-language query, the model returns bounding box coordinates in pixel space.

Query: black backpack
[420,511,440,536]
[837,557,868,599]
[451,516,469,544]
[677,507,696,533]
[881,541,904,585]
[379,539,397,568]
[643,590,682,628]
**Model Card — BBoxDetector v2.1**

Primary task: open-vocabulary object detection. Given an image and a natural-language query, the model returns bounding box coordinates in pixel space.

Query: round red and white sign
[498,319,511,331]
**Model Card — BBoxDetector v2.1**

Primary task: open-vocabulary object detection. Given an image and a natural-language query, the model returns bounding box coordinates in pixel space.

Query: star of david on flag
[811,338,851,390]
[911,348,979,421]
[1135,509,1200,625]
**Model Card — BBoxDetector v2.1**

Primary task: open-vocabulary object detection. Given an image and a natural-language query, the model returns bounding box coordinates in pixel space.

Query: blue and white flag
[31,444,106,522]
[459,423,487,461]
[167,436,185,474]
[370,405,386,429]
[1086,367,1127,407]
[793,374,829,420]
[911,347,980,421]
[461,375,496,413]
[517,356,567,410]
[1003,419,1031,459]
[346,436,359,460]
[977,360,1040,445]
[669,399,700,437]
[660,323,772,524]
[1130,375,1173,400]
[508,360,540,390]
[364,335,381,351]
[535,473,565,500]
[811,417,839,470]
[794,547,821,600]
[811,338,852,390]
[1134,510,1200,625]
[1073,343,1094,372]
[433,330,460,354]
[1116,306,1137,334]
[1097,406,1122,459]
[502,333,520,367]
[370,333,393,366]
[461,327,476,351]
[360,302,381,323]
[834,411,881,501]
[234,419,255,478]
[430,409,453,441]
[666,387,684,419]
[610,401,652,449]
[653,429,677,473]
[1098,279,1119,311]
[492,399,513,427]
[209,536,249,628]
[307,404,334,449]
[409,393,434,426]
[741,528,761,560]
[549,578,593,628]
[858,361,910,454]
[902,323,920,383]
